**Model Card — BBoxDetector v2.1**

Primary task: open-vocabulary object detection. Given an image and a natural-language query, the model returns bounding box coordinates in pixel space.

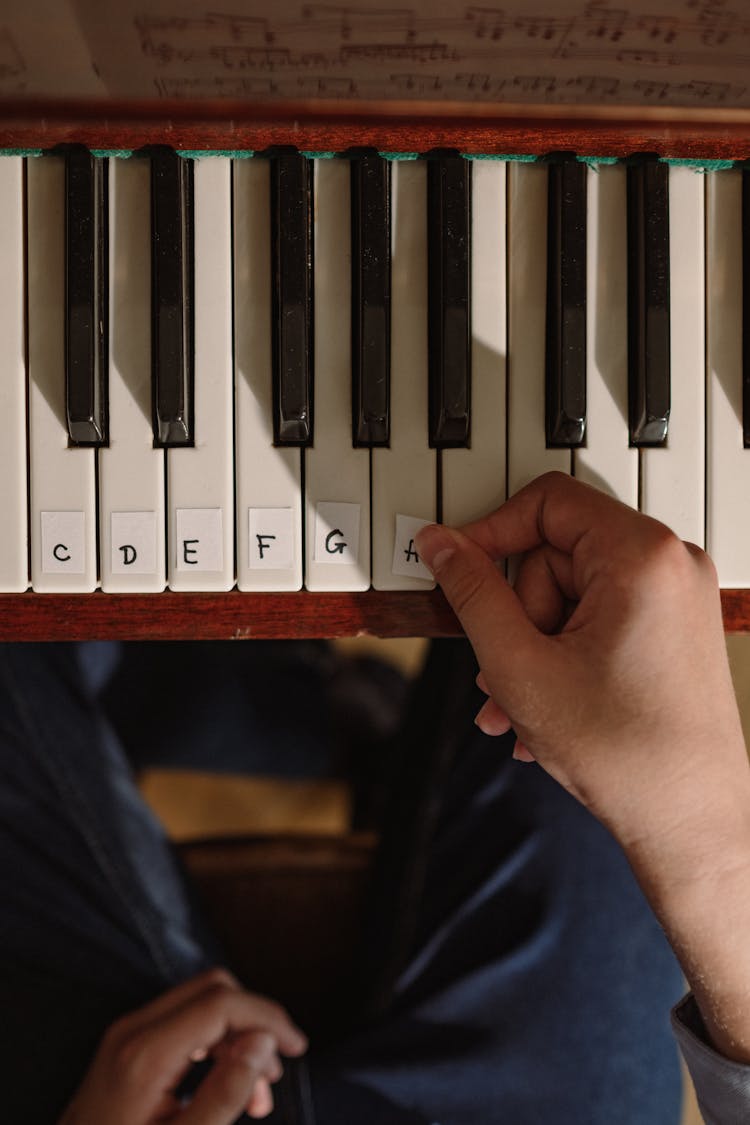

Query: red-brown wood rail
[2,98,750,159]
[0,589,747,640]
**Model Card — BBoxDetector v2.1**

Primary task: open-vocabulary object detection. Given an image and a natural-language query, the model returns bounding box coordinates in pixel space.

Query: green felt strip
[463,152,537,162]
[1,149,744,170]
[175,149,253,158]
[660,157,736,170]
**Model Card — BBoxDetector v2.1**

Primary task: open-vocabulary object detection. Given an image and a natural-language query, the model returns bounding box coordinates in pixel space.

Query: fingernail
[414,525,456,575]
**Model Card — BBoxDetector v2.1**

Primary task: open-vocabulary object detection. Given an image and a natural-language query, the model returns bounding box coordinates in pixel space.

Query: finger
[151,984,307,1062]
[247,1076,274,1118]
[180,1031,279,1125]
[475,697,512,736]
[414,524,553,715]
[457,471,640,566]
[112,969,241,1040]
[512,741,536,763]
[513,545,576,634]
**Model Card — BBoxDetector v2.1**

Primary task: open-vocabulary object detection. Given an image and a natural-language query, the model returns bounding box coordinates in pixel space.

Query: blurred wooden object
[177,832,377,1036]
[139,769,352,841]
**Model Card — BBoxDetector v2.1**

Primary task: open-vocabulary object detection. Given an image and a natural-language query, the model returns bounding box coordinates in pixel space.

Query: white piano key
[234,158,303,591]
[99,157,166,592]
[507,162,571,498]
[0,157,28,591]
[27,155,97,592]
[168,158,234,591]
[706,169,750,585]
[441,159,507,528]
[305,158,370,591]
[640,164,705,545]
[574,162,638,507]
[372,159,436,590]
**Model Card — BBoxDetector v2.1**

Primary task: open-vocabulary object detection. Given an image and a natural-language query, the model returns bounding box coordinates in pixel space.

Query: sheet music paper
[3,0,750,108]
[0,1,105,99]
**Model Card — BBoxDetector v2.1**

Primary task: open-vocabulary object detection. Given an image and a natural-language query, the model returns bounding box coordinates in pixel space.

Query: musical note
[566,73,620,97]
[154,74,277,98]
[510,73,558,94]
[341,42,458,63]
[453,71,493,93]
[583,3,628,43]
[392,72,442,93]
[614,46,679,65]
[633,77,672,98]
[635,14,680,44]
[512,15,574,44]
[680,78,744,102]
[295,74,357,94]
[464,8,506,41]
[301,4,417,43]
[693,0,739,47]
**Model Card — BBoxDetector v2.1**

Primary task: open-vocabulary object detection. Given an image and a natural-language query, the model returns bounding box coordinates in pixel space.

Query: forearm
[621,766,750,1064]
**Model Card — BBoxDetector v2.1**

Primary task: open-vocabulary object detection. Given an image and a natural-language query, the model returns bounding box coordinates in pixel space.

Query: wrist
[621,767,750,1062]
[621,765,750,911]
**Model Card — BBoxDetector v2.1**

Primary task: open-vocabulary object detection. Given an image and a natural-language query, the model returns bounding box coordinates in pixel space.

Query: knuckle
[200,980,236,1015]
[539,469,570,490]
[687,542,719,583]
[200,966,238,990]
[636,524,710,594]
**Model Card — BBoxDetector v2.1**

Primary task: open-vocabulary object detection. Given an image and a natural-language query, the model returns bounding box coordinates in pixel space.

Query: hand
[59,969,308,1125]
[416,471,747,849]
[416,473,750,1062]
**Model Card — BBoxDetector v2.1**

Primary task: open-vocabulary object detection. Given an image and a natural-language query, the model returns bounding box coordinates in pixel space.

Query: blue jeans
[0,641,683,1125]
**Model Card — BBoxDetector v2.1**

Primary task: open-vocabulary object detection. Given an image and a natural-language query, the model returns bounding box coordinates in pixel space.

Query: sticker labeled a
[391,514,433,580]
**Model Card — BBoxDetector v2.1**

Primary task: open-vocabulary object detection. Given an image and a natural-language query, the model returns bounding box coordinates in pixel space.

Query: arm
[415,472,750,1065]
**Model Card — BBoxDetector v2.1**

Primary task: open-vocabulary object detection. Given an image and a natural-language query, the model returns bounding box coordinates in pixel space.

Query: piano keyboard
[2,150,749,594]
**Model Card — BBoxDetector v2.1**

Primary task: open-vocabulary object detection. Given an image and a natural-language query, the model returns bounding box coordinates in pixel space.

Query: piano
[3,0,750,639]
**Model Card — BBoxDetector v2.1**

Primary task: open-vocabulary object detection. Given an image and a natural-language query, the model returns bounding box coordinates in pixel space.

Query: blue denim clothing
[0,641,684,1124]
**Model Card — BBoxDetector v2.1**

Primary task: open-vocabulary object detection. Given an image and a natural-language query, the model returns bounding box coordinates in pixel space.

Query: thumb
[415,524,549,701]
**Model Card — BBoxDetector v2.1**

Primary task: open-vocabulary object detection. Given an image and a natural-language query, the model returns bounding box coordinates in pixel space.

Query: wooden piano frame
[3,97,750,638]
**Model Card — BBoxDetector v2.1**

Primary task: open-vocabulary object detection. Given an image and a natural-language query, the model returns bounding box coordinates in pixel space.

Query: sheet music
[0,1,105,99]
[2,0,750,107]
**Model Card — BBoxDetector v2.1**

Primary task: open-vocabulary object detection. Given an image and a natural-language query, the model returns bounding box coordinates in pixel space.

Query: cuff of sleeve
[671,993,750,1125]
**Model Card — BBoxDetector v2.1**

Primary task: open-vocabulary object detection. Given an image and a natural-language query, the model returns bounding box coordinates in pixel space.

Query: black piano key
[743,167,750,448]
[65,146,108,446]
[270,150,313,446]
[545,155,586,447]
[427,152,471,449]
[626,157,670,447]
[351,150,390,447]
[150,146,194,447]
